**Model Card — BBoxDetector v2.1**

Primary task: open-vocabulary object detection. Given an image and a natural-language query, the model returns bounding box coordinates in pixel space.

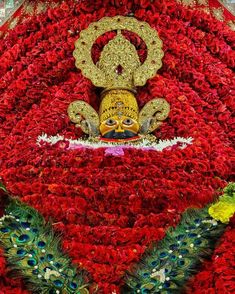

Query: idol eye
[123,118,133,125]
[106,119,116,126]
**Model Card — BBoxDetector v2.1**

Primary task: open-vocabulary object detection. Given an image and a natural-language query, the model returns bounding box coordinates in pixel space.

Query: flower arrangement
[0,0,234,293]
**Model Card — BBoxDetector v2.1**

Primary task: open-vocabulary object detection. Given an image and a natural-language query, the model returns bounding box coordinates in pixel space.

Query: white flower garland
[37,133,193,154]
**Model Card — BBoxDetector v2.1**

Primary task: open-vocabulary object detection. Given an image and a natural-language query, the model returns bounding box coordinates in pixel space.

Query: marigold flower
[209,202,235,224]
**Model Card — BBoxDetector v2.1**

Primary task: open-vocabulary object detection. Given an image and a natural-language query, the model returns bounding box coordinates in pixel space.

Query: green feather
[123,207,226,293]
[0,198,90,293]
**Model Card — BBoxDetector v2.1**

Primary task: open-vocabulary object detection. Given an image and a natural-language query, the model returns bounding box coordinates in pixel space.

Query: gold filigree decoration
[227,20,235,31]
[36,1,58,14]
[97,30,141,91]
[22,2,34,15]
[212,7,225,22]
[8,17,19,30]
[73,15,163,91]
[197,0,208,5]
[139,98,170,134]
[67,100,100,136]
[199,7,211,14]
[177,0,196,7]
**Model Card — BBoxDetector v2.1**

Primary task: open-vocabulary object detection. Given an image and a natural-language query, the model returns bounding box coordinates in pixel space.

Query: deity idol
[67,16,170,142]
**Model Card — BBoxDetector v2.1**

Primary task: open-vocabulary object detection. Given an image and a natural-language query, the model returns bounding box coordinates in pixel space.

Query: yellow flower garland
[208,183,235,224]
[209,202,235,224]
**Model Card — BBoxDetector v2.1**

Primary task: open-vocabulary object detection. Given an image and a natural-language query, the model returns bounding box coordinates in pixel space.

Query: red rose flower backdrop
[0,0,234,293]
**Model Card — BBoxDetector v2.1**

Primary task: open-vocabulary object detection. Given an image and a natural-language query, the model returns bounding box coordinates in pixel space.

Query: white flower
[37,133,193,153]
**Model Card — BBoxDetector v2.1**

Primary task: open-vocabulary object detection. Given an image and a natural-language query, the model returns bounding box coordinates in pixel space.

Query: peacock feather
[123,195,233,294]
[0,182,234,293]
[0,194,90,294]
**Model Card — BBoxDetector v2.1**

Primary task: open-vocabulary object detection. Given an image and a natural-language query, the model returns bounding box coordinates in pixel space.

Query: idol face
[100,115,140,139]
[99,89,140,140]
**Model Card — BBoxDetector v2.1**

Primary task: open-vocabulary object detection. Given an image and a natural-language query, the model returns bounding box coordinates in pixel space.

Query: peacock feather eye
[55,262,62,268]
[27,258,37,266]
[69,281,78,290]
[170,255,177,261]
[151,260,159,267]
[159,252,167,258]
[0,227,10,233]
[178,260,185,266]
[37,241,46,248]
[164,281,171,288]
[47,254,54,261]
[194,239,202,245]
[142,272,149,278]
[180,249,189,254]
[17,248,27,257]
[53,279,63,287]
[17,234,30,242]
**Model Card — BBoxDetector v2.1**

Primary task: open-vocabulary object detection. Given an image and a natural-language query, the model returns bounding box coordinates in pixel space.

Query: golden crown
[99,89,139,122]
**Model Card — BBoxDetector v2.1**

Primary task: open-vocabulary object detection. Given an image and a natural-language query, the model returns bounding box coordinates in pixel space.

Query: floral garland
[0,0,234,293]
[37,133,193,154]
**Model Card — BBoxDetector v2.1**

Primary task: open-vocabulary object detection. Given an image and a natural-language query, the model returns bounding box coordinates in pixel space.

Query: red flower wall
[0,0,234,293]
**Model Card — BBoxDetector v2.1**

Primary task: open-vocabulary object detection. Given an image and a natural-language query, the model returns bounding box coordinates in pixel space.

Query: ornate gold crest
[68,16,170,142]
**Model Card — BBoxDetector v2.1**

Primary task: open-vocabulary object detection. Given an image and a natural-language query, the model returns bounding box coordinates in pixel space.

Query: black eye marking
[106,119,116,126]
[123,118,133,126]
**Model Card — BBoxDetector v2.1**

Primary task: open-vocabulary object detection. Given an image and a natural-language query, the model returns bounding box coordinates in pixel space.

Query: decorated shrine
[0,0,234,293]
